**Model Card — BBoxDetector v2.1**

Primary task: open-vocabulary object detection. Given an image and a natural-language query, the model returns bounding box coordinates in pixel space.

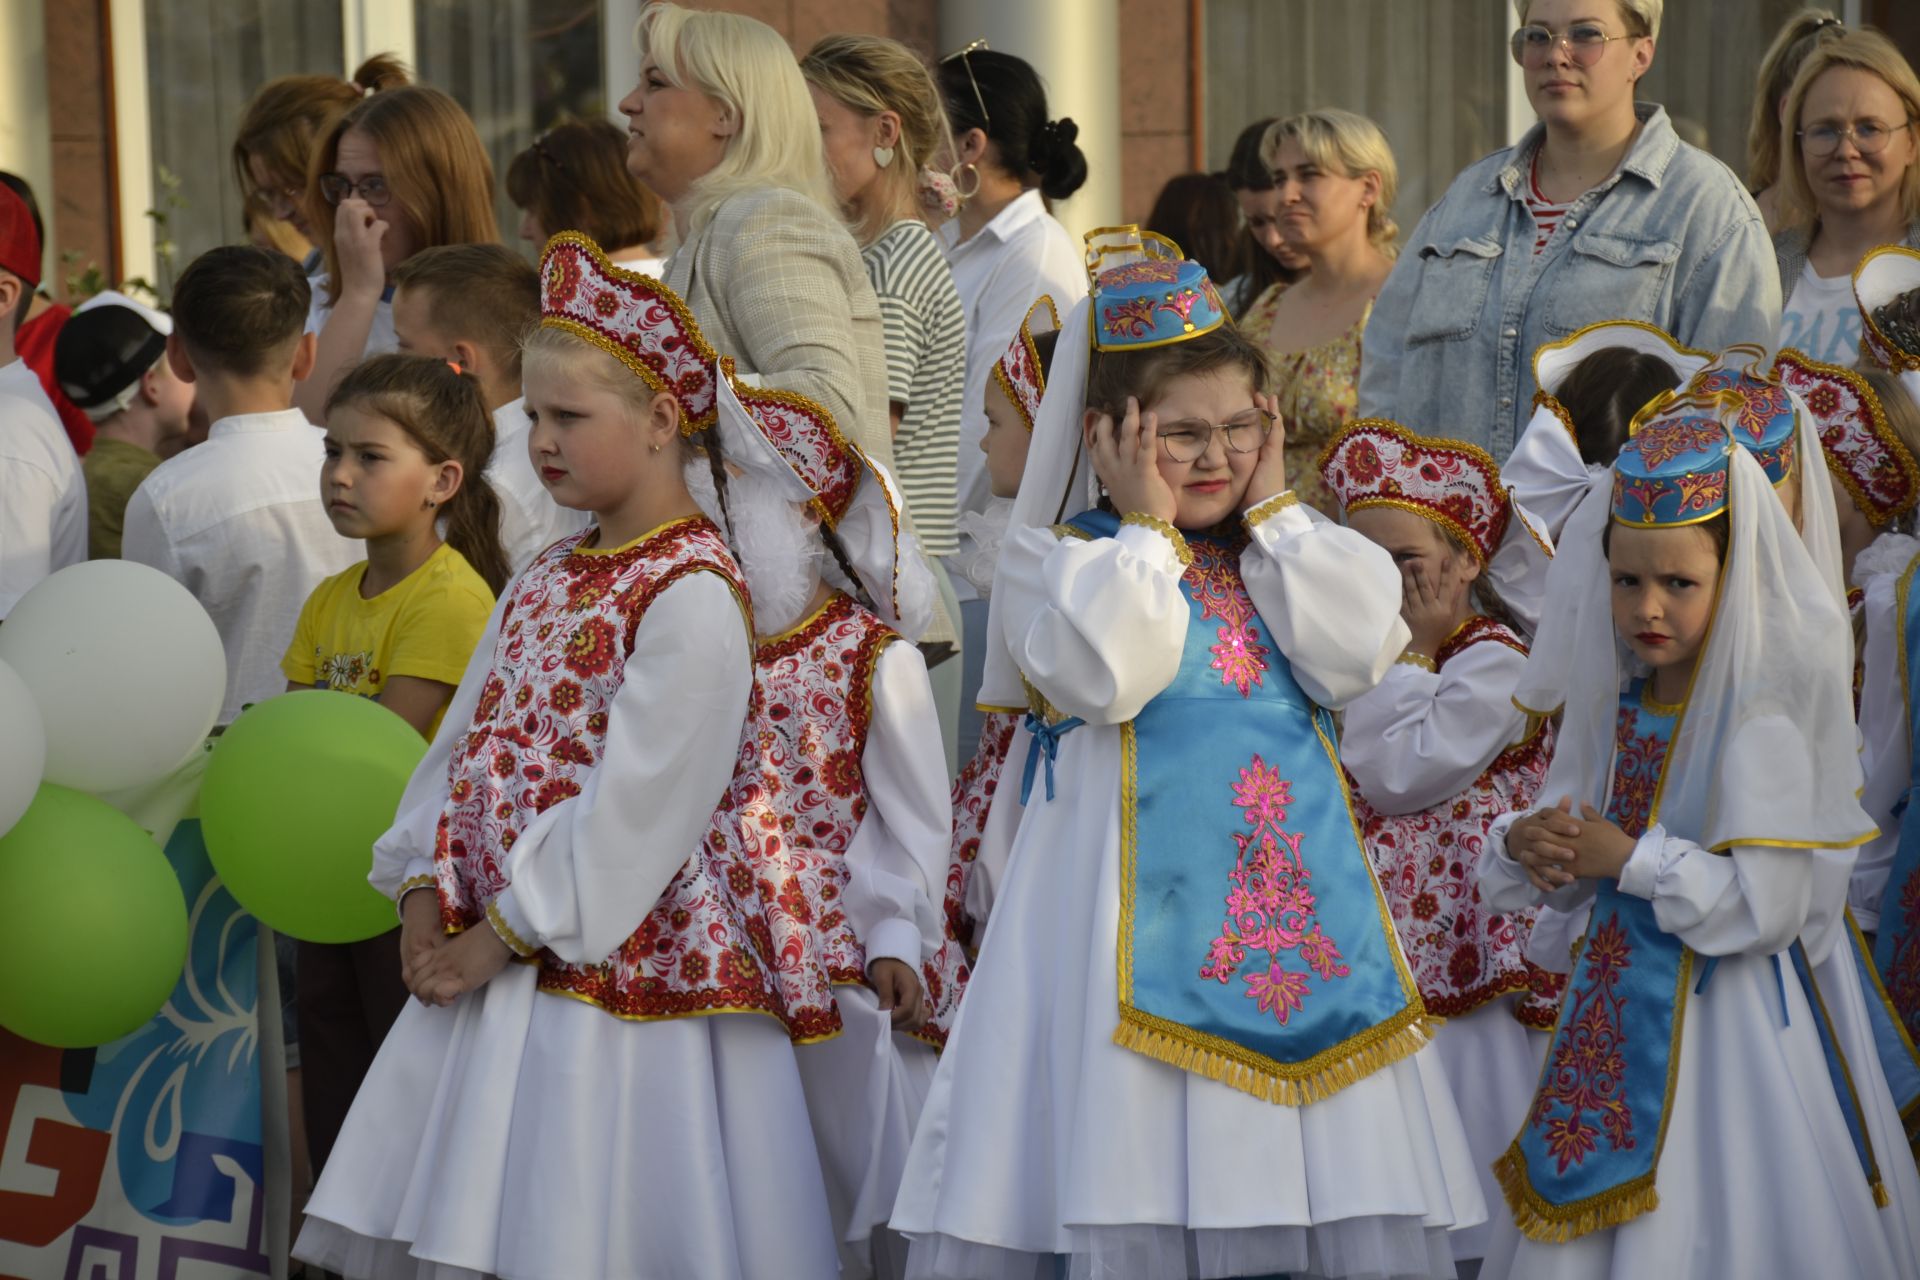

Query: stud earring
[873,144,895,168]
[649,443,662,454]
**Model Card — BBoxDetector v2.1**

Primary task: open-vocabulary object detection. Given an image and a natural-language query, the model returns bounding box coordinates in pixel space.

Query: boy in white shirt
[0,182,85,615]
[390,243,584,570]
[122,245,358,723]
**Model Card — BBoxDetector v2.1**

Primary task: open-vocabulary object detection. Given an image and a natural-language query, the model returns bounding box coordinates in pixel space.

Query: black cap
[53,304,169,413]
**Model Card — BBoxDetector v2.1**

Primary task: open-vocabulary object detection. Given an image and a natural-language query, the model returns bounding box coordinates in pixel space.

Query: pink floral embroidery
[1102,297,1157,339]
[1529,913,1637,1171]
[1885,858,1920,1044]
[1199,756,1349,1025]
[1186,537,1270,696]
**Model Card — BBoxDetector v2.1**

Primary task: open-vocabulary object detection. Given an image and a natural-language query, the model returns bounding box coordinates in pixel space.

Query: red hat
[0,184,41,288]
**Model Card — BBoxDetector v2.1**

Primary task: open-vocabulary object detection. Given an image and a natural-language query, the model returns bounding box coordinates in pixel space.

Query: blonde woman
[623,3,893,465]
[1359,0,1777,459]
[294,85,500,422]
[1244,108,1397,514]
[1745,8,1846,233]
[1775,28,1920,362]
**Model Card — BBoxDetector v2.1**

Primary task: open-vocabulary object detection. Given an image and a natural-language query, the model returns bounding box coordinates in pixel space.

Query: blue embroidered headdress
[1085,226,1227,352]
[1611,395,1735,528]
[1661,344,1798,488]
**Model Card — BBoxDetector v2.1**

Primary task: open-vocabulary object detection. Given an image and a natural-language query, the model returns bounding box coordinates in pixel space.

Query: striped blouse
[864,219,965,557]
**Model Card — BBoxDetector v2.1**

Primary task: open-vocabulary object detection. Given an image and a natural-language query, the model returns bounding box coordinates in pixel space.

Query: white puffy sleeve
[370,589,510,901]
[1239,495,1407,709]
[994,519,1191,724]
[1341,639,1531,815]
[1617,830,1853,964]
[485,571,753,965]
[843,640,951,967]
[1854,570,1906,928]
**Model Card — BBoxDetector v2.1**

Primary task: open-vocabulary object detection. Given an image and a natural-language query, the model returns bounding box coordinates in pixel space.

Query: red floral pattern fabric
[1353,619,1567,1023]
[431,519,797,1031]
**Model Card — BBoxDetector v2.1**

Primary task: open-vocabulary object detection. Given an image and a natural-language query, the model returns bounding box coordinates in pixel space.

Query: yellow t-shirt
[281,542,495,737]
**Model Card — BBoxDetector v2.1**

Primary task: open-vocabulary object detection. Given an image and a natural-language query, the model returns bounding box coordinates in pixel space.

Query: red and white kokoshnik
[1775,348,1920,529]
[1318,418,1515,563]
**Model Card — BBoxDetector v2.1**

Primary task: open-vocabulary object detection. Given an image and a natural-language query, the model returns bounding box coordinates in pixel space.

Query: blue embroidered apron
[1497,684,1693,1241]
[1869,551,1920,1144]
[1049,510,1427,1105]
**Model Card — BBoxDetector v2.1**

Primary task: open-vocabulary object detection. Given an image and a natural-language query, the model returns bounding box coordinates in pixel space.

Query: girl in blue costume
[1477,394,1920,1278]
[891,228,1484,1280]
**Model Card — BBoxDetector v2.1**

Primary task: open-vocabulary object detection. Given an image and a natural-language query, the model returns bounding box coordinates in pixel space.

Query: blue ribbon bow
[1020,711,1084,804]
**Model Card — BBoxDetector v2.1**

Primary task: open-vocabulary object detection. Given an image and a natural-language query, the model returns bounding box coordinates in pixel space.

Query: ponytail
[326,353,513,596]
[818,524,876,614]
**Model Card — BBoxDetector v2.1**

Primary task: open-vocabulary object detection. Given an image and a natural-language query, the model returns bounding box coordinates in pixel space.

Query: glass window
[414,0,608,246]
[143,0,344,294]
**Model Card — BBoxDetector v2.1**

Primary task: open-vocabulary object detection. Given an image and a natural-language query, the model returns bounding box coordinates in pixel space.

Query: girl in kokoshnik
[292,236,842,1280]
[684,358,957,1276]
[1476,395,1920,1279]
[1825,244,1920,1148]
[1318,420,1564,1269]
[891,228,1485,1280]
[947,295,1060,940]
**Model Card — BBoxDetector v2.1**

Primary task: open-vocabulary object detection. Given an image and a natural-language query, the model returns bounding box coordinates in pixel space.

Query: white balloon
[0,657,44,834]
[0,561,225,792]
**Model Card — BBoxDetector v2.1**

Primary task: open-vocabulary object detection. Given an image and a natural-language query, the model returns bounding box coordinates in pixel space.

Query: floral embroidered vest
[732,591,971,1047]
[1353,617,1567,1026]
[431,519,788,1032]
[946,710,1023,956]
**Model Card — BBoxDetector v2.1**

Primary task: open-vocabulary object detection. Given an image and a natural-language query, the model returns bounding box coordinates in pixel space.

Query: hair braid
[818,524,876,613]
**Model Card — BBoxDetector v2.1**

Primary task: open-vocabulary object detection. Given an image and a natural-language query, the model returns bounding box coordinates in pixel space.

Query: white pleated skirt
[293,963,840,1280]
[890,727,1487,1280]
[1425,1001,1549,1262]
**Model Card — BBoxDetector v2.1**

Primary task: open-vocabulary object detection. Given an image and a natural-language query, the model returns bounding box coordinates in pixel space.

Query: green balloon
[202,691,428,943]
[0,784,190,1048]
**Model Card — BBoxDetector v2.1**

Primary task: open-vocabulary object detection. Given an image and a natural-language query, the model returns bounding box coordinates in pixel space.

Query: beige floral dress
[1241,282,1370,517]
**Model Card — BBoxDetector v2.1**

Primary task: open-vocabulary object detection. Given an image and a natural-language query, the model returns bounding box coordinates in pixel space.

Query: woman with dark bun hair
[934,45,1089,523]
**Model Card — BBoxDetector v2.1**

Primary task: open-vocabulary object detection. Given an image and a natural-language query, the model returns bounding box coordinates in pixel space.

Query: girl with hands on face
[1321,421,1564,1270]
[1469,413,1920,1280]
[894,236,1489,1280]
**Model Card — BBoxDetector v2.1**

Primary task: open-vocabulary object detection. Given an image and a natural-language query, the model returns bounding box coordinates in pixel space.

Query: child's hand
[1565,804,1638,881]
[1401,559,1471,659]
[398,887,445,996]
[411,920,514,1007]
[1507,797,1580,893]
[868,958,927,1030]
[1090,397,1178,526]
[1242,393,1290,513]
[334,197,389,299]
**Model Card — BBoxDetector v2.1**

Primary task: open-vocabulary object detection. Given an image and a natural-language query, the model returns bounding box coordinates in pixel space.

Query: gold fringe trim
[1110,1007,1434,1107]
[1492,1141,1660,1243]
[1873,1178,1892,1210]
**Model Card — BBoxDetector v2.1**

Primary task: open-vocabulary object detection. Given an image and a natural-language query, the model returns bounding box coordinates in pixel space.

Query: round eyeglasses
[1797,118,1917,158]
[1157,411,1273,464]
[1509,22,1634,68]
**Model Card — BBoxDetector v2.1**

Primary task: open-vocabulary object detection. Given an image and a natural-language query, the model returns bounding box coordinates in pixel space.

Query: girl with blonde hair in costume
[891,229,1485,1279]
[1477,393,1920,1279]
[292,238,842,1280]
[1320,420,1563,1271]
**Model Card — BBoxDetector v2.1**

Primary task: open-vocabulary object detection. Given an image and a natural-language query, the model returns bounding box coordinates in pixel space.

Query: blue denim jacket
[1357,104,1780,460]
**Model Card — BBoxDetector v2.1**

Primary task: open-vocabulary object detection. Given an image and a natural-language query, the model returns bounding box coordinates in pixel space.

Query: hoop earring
[956,162,982,201]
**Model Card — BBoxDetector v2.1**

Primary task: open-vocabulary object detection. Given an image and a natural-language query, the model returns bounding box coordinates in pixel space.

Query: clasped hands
[1505,796,1638,893]
[399,888,512,1006]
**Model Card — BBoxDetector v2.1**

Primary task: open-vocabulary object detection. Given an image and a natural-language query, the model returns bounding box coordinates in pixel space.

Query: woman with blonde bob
[1774,28,1920,363]
[623,3,894,465]
[294,85,500,421]
[1241,107,1397,514]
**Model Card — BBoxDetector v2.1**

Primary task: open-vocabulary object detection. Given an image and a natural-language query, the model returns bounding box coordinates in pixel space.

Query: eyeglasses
[940,38,992,130]
[318,173,392,207]
[1509,22,1635,68]
[1157,410,1273,463]
[1797,118,1917,157]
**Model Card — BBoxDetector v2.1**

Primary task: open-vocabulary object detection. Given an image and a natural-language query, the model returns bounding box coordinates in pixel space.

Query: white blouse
[1341,641,1532,815]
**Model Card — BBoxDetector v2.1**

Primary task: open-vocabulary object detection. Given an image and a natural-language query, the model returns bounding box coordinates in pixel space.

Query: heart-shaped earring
[873,145,895,169]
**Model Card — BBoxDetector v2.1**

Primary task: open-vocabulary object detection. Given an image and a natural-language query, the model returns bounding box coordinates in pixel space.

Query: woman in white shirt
[1774,28,1920,362]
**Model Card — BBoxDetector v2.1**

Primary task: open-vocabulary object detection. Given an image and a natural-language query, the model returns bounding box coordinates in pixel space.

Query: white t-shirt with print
[1779,262,1863,364]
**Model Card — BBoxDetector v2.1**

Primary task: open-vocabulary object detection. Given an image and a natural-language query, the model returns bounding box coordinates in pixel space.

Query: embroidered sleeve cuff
[1396,652,1438,673]
[1242,490,1302,530]
[395,875,436,918]
[1615,826,1669,901]
[1118,512,1193,567]
[485,892,539,958]
[864,917,926,969]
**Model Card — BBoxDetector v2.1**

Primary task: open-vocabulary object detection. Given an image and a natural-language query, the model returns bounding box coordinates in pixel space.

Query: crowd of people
[7,0,1920,1277]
